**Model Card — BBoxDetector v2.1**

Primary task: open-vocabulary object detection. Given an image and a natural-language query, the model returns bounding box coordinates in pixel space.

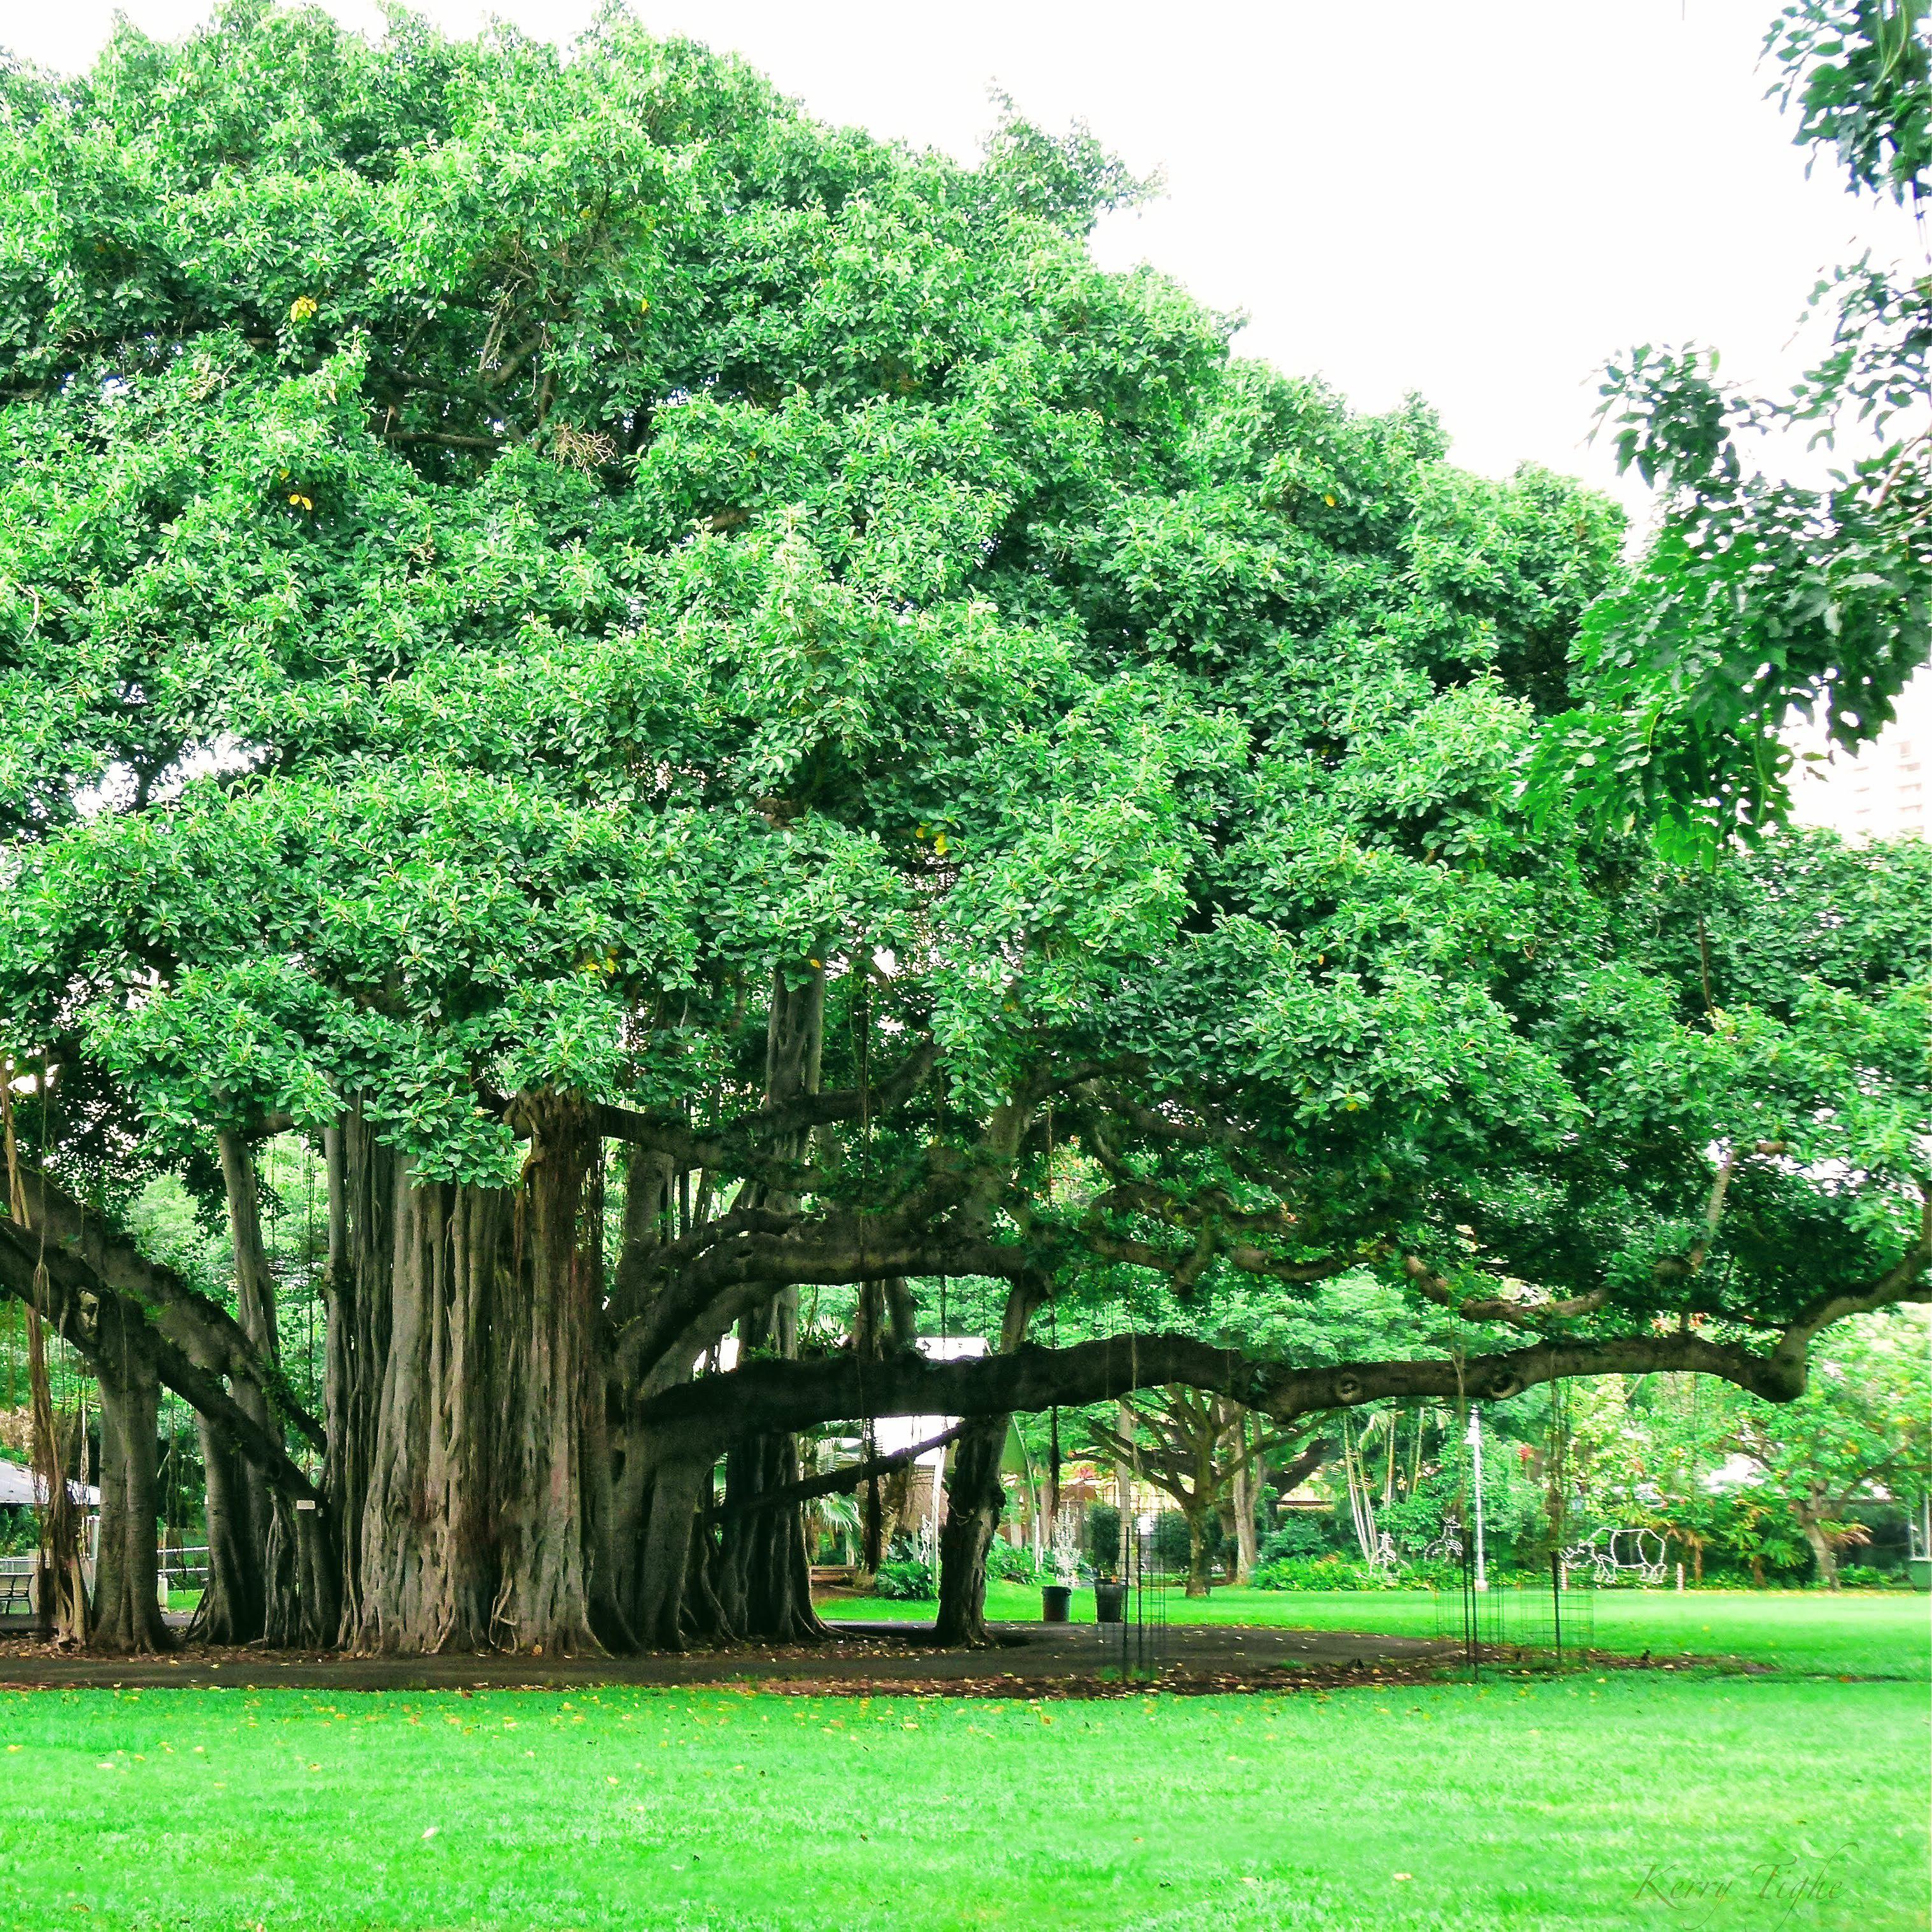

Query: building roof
[0,1459,98,1509]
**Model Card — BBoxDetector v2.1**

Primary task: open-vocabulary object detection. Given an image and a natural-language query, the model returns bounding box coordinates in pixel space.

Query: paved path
[0,1619,1456,1695]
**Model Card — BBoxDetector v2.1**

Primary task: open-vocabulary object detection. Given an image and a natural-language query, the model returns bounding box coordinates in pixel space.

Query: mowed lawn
[2,1673,1924,1932]
[833,1583,1930,1677]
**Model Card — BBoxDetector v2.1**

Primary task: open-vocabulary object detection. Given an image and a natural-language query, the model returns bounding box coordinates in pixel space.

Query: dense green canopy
[0,4,1924,1653]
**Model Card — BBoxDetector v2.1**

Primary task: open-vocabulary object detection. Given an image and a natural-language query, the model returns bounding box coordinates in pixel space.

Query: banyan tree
[1,8,1926,1655]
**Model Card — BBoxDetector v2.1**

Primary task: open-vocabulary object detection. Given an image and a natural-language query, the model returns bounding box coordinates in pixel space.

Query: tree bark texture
[1228,1410,1261,1586]
[493,1089,606,1654]
[716,1288,826,1642]
[705,964,829,1644]
[933,1413,1007,1645]
[353,1098,616,1657]
[355,1169,504,1653]
[934,1282,1039,1645]
[1183,1505,1213,1597]
[87,1294,171,1654]
[216,1132,279,1565]
[1798,1491,1840,1591]
[192,1418,262,1644]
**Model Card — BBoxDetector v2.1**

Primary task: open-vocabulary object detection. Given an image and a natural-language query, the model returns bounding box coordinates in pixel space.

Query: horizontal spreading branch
[1400,1253,1612,1330]
[616,1209,1027,1387]
[596,1039,938,1172]
[628,1317,1900,1459]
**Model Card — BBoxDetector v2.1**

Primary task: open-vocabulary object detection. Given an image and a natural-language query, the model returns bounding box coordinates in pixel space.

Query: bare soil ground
[0,1616,1464,1695]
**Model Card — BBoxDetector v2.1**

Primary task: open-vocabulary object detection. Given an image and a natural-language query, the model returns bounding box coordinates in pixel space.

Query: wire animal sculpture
[1562,1527,1668,1586]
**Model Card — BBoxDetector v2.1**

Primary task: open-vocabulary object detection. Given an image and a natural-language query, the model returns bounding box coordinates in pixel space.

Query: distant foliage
[871,1558,936,1602]
[986,1541,1040,1584]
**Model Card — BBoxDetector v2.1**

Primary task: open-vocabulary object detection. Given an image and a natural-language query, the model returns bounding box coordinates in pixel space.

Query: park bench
[1,1554,36,1617]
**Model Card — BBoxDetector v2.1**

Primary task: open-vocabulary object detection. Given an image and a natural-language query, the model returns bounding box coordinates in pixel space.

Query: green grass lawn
[3,1674,1923,1931]
[831,1583,1930,1677]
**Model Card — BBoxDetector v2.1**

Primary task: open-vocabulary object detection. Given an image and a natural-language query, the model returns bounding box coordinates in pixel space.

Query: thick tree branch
[1767,1198,1932,1386]
[1400,1252,1612,1330]
[10,1165,325,1451]
[629,1292,1922,1459]
[0,1222,325,1508]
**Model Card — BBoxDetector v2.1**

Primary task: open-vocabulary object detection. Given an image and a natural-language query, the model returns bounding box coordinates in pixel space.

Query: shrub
[1150,1510,1195,1572]
[1085,1502,1121,1577]
[1253,1554,1411,1591]
[1836,1564,1906,1590]
[987,1541,1038,1584]
[1259,1518,1330,1563]
[0,1507,36,1558]
[872,1557,935,1600]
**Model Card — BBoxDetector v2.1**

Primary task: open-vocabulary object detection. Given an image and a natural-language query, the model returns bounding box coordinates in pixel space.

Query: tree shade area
[0,2,1926,1670]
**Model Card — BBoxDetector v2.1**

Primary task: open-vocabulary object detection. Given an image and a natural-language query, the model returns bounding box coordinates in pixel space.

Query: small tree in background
[1714,1315,1930,1588]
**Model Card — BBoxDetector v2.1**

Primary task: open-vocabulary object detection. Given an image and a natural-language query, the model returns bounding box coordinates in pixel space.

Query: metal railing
[0,1545,211,1617]
[159,1545,209,1601]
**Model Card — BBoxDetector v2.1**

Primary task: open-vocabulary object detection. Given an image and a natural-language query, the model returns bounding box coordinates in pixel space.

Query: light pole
[1465,1407,1488,1591]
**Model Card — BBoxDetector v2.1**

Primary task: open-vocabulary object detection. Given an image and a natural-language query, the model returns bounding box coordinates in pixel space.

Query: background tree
[1092,1390,1297,1594]
[1687,1315,1926,1589]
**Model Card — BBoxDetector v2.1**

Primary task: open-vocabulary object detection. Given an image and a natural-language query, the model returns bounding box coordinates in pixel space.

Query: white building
[1789,665,1931,843]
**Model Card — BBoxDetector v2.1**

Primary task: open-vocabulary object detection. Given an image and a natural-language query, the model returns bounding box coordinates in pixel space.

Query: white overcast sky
[3,0,1926,513]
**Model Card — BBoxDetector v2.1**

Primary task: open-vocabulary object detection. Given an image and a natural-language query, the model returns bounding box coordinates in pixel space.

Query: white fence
[0,1544,210,1616]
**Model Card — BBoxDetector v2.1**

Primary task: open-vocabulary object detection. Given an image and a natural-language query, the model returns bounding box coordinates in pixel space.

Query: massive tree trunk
[633,1448,709,1651]
[710,964,829,1644]
[193,1419,262,1643]
[88,1295,171,1654]
[356,1094,616,1658]
[493,1088,606,1655]
[216,1129,341,1647]
[355,1170,503,1653]
[850,1280,914,1576]
[200,1131,281,1643]
[717,1288,825,1642]
[330,1105,394,1642]
[934,1413,1008,1645]
[609,1135,721,1652]
[609,1146,679,1638]
[216,1133,278,1543]
[262,1490,340,1649]
[934,1283,1038,1646]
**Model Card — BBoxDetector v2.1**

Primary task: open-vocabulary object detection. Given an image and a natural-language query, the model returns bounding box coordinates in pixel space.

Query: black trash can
[1094,1580,1127,1623]
[1040,1584,1072,1623]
